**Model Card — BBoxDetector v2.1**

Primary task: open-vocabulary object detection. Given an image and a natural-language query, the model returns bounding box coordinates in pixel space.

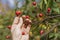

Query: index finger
[12,17,19,25]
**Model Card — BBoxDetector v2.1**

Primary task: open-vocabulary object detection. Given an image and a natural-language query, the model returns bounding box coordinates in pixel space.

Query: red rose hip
[26,15,30,19]
[32,2,36,6]
[39,13,43,17]
[7,25,11,29]
[22,32,25,35]
[47,8,51,13]
[40,30,44,35]
[6,35,11,39]
[16,11,22,16]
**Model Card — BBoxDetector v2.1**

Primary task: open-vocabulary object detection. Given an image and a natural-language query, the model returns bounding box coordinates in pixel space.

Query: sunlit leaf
[0,25,4,29]
[44,0,47,4]
[49,33,55,39]
[39,0,43,10]
[52,8,60,13]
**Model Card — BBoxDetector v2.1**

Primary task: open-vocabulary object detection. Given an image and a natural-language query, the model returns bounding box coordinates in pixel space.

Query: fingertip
[13,17,19,24]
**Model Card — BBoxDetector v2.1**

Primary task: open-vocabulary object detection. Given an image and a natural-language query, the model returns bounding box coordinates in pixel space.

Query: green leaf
[57,0,60,2]
[0,25,4,29]
[0,19,4,24]
[49,33,55,39]
[52,8,60,13]
[0,15,3,18]
[4,17,10,21]
[56,33,60,38]
[25,0,29,5]
[39,0,43,10]
[53,19,59,22]
[44,0,47,4]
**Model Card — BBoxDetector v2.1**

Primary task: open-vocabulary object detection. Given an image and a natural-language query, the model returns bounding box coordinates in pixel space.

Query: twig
[32,14,60,24]
[40,23,60,38]
[31,14,60,38]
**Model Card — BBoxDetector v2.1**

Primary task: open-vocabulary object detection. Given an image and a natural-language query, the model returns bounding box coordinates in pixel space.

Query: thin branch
[31,14,60,38]
[40,23,60,38]
[32,14,60,24]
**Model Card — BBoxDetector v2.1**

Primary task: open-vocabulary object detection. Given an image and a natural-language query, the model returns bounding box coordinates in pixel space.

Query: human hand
[11,16,23,32]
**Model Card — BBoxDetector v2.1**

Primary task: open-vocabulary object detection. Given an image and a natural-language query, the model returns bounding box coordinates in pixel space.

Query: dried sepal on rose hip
[7,25,12,30]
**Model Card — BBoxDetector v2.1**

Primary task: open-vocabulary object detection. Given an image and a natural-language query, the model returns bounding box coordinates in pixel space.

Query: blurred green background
[0,0,60,40]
